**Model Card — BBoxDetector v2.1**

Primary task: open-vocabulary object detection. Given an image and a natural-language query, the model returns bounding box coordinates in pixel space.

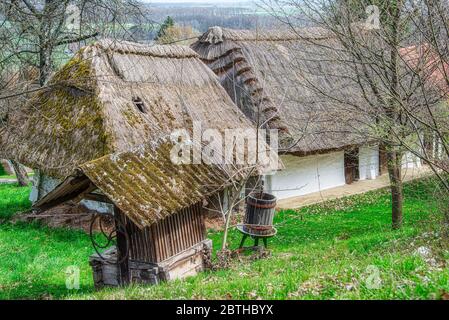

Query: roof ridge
[92,39,199,59]
[198,26,331,44]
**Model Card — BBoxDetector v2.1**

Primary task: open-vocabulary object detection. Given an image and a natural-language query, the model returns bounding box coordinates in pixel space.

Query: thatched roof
[2,39,251,177]
[34,136,251,228]
[191,27,367,154]
[0,67,39,133]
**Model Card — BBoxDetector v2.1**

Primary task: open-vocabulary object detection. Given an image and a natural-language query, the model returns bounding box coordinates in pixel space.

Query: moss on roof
[3,52,111,178]
[4,40,253,178]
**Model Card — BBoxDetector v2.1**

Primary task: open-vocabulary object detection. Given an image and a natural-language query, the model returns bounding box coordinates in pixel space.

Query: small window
[1,113,8,124]
[132,97,147,113]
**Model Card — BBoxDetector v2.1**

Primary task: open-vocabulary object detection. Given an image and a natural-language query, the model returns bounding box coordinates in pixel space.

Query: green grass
[0,184,32,220]
[0,164,7,176]
[0,180,448,300]
[0,223,96,299]
[0,184,96,299]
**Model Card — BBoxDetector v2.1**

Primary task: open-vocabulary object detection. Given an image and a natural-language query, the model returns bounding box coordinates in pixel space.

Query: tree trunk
[39,45,53,86]
[385,1,404,230]
[10,160,30,186]
[386,150,403,229]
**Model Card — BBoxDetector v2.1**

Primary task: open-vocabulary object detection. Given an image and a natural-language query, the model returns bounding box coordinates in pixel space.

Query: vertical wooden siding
[120,202,206,263]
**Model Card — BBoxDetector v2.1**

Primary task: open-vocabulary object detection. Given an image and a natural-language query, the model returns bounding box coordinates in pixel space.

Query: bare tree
[0,0,150,189]
[405,0,449,175]
[0,0,148,86]
[262,0,448,229]
[10,159,30,186]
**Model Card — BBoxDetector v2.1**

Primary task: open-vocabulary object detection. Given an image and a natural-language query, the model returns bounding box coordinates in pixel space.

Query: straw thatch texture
[0,67,39,149]
[81,137,249,227]
[191,27,367,154]
[35,135,252,228]
[2,39,251,177]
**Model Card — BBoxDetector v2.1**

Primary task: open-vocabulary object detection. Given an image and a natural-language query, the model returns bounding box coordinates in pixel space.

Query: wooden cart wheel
[89,213,129,265]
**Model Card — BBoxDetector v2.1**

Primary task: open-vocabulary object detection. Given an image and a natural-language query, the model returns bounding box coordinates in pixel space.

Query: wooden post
[114,206,129,286]
[422,131,434,160]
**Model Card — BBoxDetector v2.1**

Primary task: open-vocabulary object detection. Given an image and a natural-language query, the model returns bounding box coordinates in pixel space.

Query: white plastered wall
[265,152,346,200]
[359,145,380,180]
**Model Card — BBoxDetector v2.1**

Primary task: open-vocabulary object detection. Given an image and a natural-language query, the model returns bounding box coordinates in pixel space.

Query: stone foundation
[89,239,212,289]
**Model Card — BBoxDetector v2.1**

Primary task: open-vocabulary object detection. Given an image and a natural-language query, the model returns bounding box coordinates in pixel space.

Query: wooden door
[344,148,359,184]
[379,144,388,175]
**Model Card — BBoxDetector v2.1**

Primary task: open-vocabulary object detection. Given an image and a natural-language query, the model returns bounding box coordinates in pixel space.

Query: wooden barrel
[244,193,277,235]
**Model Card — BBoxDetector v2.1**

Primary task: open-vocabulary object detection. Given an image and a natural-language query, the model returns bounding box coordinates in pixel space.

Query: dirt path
[277,166,432,210]
[0,178,18,184]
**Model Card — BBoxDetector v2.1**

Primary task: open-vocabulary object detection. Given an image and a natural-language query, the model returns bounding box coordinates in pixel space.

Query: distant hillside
[150,2,254,9]
[143,1,288,34]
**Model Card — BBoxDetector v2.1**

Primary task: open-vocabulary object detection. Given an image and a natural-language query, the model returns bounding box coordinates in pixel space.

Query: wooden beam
[114,206,130,286]
[72,183,97,204]
[83,193,113,204]
[69,174,89,186]
[37,190,86,211]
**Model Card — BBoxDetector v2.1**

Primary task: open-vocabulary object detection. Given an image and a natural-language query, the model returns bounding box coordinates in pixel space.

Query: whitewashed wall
[402,152,423,168]
[401,133,425,169]
[265,152,346,200]
[29,173,60,203]
[30,173,113,214]
[432,134,444,160]
[359,145,380,180]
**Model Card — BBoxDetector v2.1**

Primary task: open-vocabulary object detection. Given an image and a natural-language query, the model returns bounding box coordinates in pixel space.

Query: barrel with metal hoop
[244,192,277,236]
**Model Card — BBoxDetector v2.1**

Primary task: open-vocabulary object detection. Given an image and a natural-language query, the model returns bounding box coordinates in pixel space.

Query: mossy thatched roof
[2,39,251,178]
[35,135,253,228]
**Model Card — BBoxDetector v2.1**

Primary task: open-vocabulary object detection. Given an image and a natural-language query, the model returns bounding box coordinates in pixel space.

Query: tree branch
[55,31,100,46]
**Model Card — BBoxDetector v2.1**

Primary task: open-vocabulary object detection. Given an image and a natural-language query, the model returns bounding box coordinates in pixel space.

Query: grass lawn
[0,179,448,300]
[0,184,96,299]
